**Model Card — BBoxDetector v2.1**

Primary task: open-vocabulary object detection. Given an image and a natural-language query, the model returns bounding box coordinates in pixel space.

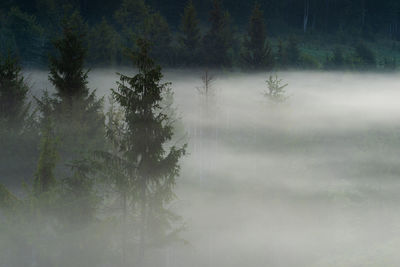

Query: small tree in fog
[264,75,288,103]
[242,2,273,70]
[197,70,216,104]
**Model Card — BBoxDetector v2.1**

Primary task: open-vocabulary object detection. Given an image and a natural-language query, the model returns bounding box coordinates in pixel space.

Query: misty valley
[3,0,400,266]
[3,68,400,266]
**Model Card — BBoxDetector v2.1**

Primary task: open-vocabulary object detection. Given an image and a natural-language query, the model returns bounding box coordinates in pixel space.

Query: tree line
[0,0,399,70]
[0,11,185,267]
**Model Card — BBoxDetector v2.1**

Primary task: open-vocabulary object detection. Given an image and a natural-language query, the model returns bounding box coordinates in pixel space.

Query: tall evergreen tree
[242,2,273,69]
[179,0,201,65]
[38,11,104,178]
[49,12,90,104]
[110,38,186,265]
[202,0,234,67]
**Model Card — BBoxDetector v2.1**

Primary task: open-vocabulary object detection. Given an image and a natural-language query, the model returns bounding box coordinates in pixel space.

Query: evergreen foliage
[264,75,288,103]
[353,41,376,68]
[242,2,273,70]
[108,38,186,263]
[0,52,29,129]
[143,12,173,65]
[88,17,120,66]
[202,0,234,68]
[286,35,301,67]
[179,0,201,66]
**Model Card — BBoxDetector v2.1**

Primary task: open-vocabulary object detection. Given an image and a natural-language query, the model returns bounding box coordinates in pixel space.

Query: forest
[1,0,400,70]
[3,1,400,267]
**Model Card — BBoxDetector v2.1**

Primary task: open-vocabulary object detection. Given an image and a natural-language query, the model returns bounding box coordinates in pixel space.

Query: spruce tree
[110,38,186,264]
[202,0,234,67]
[0,53,29,129]
[88,17,120,66]
[242,2,273,70]
[49,12,90,105]
[45,11,104,155]
[179,0,201,65]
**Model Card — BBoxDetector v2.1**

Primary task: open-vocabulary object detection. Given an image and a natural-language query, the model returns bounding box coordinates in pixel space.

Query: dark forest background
[2,0,400,70]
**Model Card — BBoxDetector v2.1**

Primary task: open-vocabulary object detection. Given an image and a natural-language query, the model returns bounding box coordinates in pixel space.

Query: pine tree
[110,38,186,264]
[0,53,29,129]
[39,11,105,177]
[242,2,273,69]
[49,11,90,104]
[202,0,234,67]
[179,0,201,65]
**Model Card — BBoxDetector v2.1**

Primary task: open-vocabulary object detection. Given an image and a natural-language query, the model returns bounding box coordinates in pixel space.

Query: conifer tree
[37,11,104,183]
[49,12,90,105]
[0,53,29,129]
[143,12,173,65]
[88,17,121,66]
[242,2,273,70]
[180,0,201,65]
[202,0,234,67]
[109,38,186,264]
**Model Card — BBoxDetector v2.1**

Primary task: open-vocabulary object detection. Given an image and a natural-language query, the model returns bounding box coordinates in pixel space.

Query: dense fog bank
[7,70,400,266]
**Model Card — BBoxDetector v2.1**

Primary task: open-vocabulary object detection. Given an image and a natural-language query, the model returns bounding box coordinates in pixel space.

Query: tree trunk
[122,190,127,267]
[139,183,147,267]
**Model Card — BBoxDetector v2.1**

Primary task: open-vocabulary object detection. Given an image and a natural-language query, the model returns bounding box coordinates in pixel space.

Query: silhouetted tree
[0,53,29,129]
[37,12,104,185]
[143,12,173,65]
[202,0,234,67]
[179,0,201,65]
[242,2,273,69]
[88,17,121,66]
[110,38,186,265]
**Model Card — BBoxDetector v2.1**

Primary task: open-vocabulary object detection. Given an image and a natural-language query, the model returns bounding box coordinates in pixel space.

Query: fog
[24,70,400,266]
